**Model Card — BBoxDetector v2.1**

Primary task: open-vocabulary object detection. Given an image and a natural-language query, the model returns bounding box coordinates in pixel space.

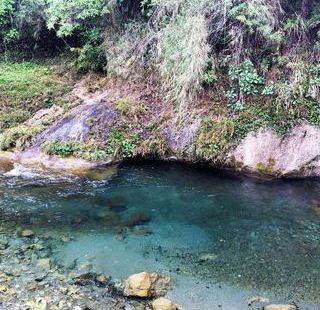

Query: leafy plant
[43,140,84,157]
[106,130,138,159]
[0,125,43,151]
[229,60,265,96]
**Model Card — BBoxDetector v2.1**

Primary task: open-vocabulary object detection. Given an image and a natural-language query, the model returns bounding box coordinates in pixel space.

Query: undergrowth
[0,61,73,132]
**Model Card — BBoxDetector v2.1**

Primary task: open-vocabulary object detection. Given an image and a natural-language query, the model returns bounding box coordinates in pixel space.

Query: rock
[263,305,297,310]
[61,236,71,243]
[230,123,320,177]
[105,196,128,212]
[248,296,270,306]
[126,212,151,228]
[74,272,108,287]
[131,226,153,236]
[198,253,217,262]
[72,217,83,225]
[123,272,172,297]
[95,274,109,287]
[37,258,51,270]
[24,105,64,127]
[0,285,8,292]
[21,230,35,237]
[152,297,177,310]
[0,237,9,250]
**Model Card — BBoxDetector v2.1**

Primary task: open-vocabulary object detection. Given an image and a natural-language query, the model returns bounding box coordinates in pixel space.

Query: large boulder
[230,123,320,177]
[123,272,172,298]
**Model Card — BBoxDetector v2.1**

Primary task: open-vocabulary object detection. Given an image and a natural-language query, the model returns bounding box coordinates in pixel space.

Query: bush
[0,125,43,151]
[72,44,107,73]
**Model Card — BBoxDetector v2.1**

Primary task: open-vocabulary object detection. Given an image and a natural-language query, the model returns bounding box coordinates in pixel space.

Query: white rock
[152,297,177,310]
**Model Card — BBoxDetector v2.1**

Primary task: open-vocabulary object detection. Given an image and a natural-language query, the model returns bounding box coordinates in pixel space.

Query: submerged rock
[74,272,110,287]
[123,272,172,298]
[21,230,35,238]
[247,296,270,306]
[37,258,52,270]
[152,297,177,310]
[263,305,297,310]
[0,237,9,250]
[126,212,151,228]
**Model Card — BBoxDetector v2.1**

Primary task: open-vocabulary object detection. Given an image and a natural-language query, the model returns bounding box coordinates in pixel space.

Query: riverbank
[1,62,320,179]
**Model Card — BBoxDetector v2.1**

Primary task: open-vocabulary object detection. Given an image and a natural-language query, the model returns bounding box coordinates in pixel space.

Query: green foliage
[196,119,235,162]
[43,140,84,157]
[106,130,138,159]
[229,60,265,96]
[159,14,210,107]
[0,61,72,131]
[0,125,43,151]
[46,0,109,37]
[0,0,14,25]
[204,68,218,84]
[262,83,275,96]
[71,43,107,72]
[141,0,159,17]
[43,140,110,160]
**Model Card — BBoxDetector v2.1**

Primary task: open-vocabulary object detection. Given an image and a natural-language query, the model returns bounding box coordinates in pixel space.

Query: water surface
[0,162,319,309]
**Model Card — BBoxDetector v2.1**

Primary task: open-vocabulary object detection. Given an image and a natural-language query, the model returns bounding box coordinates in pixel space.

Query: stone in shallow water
[152,297,177,310]
[125,212,151,228]
[21,230,35,238]
[263,305,297,310]
[247,296,270,306]
[123,272,172,298]
[37,258,51,270]
[0,237,9,250]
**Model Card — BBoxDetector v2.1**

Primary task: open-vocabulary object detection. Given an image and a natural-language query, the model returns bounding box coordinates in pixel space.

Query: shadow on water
[0,161,320,306]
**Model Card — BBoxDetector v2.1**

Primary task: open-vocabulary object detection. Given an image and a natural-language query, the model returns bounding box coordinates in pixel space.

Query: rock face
[24,105,64,127]
[123,272,172,298]
[34,103,118,146]
[263,305,297,310]
[152,297,177,310]
[230,123,320,177]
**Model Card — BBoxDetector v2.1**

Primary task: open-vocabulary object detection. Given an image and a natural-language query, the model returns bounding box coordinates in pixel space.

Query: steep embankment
[1,71,320,178]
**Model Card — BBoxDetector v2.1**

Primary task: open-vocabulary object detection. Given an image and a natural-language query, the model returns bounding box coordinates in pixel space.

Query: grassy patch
[43,140,109,161]
[0,61,73,131]
[196,119,235,163]
[0,125,44,151]
[43,130,139,161]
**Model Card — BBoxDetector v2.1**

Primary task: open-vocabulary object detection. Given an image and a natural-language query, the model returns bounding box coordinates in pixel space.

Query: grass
[0,125,44,151]
[0,61,73,132]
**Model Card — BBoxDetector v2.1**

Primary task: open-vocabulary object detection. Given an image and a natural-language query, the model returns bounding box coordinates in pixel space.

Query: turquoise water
[0,162,320,309]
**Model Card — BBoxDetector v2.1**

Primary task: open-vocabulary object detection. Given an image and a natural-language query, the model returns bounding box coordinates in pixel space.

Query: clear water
[0,161,320,309]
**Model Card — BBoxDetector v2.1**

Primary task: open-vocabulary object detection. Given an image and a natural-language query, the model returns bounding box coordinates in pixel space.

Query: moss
[43,140,110,161]
[0,61,74,131]
[138,135,169,157]
[0,125,44,151]
[256,158,276,174]
[196,118,235,163]
[115,97,148,122]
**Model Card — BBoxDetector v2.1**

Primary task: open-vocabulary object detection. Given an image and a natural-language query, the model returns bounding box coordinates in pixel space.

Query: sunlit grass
[0,61,73,131]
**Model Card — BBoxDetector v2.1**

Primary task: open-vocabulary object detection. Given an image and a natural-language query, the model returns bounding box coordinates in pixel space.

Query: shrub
[42,140,84,157]
[0,125,43,151]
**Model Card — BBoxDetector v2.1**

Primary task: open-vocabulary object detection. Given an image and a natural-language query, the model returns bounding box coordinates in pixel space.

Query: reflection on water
[0,162,319,308]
